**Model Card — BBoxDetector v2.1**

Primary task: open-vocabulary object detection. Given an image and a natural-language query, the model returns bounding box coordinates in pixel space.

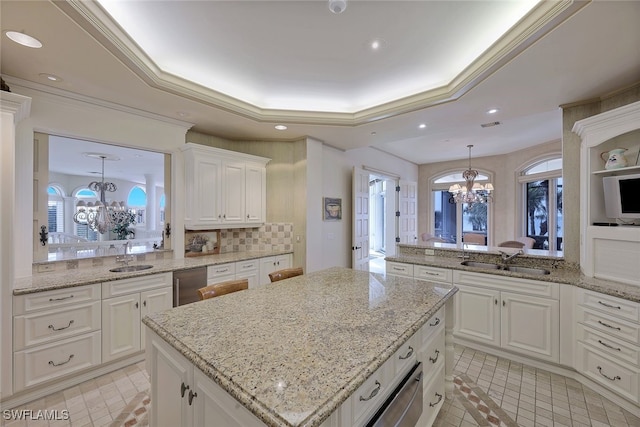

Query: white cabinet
[575,288,640,404]
[102,273,172,363]
[13,284,102,392]
[259,254,292,285]
[147,328,265,427]
[385,261,453,286]
[234,259,260,289]
[385,261,413,278]
[453,270,560,363]
[182,143,269,230]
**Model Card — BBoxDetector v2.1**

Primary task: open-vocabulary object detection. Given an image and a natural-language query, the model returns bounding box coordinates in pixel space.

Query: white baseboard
[0,353,145,411]
[454,337,640,418]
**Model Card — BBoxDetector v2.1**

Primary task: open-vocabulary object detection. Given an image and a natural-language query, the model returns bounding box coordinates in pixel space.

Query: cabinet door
[193,156,223,227]
[259,256,276,286]
[192,368,263,427]
[222,161,246,224]
[454,284,500,347]
[236,259,260,289]
[140,287,173,350]
[275,254,291,270]
[102,294,141,363]
[245,165,265,224]
[501,291,559,362]
[148,332,193,427]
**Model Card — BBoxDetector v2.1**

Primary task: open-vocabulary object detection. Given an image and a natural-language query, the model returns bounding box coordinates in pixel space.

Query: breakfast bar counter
[142,266,457,427]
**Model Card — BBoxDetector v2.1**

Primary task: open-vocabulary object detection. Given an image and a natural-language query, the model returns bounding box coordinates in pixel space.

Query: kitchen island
[143,266,457,427]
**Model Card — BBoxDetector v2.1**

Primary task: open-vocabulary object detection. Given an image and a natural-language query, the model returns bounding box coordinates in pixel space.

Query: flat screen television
[603,173,640,220]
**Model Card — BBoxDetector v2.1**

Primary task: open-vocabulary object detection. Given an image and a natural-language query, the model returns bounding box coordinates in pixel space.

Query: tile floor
[2,345,638,426]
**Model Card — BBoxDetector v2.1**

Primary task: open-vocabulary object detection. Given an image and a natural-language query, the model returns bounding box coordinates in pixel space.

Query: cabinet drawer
[207,263,237,280]
[393,335,418,378]
[236,259,258,273]
[577,289,639,323]
[576,342,639,403]
[453,270,559,299]
[349,359,392,426]
[577,324,640,367]
[386,262,414,277]
[421,328,445,381]
[421,307,445,346]
[577,306,640,344]
[14,301,101,351]
[14,284,100,315]
[102,273,172,298]
[421,364,445,427]
[14,331,101,391]
[414,266,452,284]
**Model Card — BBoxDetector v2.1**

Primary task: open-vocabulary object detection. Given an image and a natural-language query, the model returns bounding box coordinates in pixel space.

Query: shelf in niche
[591,164,640,176]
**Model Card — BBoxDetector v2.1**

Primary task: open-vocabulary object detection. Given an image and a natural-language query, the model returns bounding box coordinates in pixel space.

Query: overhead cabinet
[182,143,269,230]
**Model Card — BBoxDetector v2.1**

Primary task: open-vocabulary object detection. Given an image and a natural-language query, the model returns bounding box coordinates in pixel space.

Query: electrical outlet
[424,248,435,256]
[37,263,56,273]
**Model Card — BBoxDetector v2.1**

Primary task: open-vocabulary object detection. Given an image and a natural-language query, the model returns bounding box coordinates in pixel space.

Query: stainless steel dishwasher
[366,362,423,427]
[173,267,207,306]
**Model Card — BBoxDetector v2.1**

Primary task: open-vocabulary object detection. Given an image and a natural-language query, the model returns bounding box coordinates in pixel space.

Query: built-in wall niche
[36,134,168,262]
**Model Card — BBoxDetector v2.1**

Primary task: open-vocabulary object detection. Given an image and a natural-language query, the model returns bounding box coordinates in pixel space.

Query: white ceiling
[2,0,640,168]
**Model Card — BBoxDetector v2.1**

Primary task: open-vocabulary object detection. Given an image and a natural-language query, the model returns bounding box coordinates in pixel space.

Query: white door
[454,284,500,347]
[352,167,370,271]
[501,291,559,362]
[102,294,141,362]
[193,156,222,226]
[398,180,417,244]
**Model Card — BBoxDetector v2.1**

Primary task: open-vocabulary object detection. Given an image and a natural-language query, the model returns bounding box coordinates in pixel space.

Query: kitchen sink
[109,264,154,273]
[504,265,550,275]
[460,261,500,270]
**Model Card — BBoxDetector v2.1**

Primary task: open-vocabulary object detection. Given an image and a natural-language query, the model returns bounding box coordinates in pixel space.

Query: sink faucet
[116,241,135,266]
[499,249,523,264]
[457,243,470,260]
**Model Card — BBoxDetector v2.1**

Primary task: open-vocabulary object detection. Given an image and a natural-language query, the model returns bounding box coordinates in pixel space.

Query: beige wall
[418,141,561,247]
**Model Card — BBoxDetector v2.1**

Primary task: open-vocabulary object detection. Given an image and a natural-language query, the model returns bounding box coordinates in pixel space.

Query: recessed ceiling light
[368,38,386,51]
[371,131,377,136]
[486,108,500,114]
[177,111,189,118]
[39,73,62,82]
[5,31,42,48]
[418,123,427,129]
[274,125,287,130]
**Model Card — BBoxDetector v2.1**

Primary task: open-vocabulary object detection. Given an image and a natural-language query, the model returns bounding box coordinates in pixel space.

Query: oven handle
[366,362,423,427]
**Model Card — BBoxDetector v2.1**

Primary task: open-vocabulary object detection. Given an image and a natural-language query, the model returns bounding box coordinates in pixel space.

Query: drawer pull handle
[49,354,74,367]
[359,381,381,401]
[597,366,621,382]
[399,346,414,360]
[598,301,621,310]
[48,320,74,331]
[188,390,198,405]
[429,318,440,327]
[393,267,404,271]
[49,295,74,302]
[429,349,440,364]
[598,340,621,352]
[597,320,621,331]
[181,382,189,398]
[429,392,443,407]
[424,271,438,276]
[217,268,229,273]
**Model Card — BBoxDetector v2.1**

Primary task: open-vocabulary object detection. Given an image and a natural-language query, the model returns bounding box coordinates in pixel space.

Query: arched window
[47,185,64,233]
[127,186,147,225]
[431,170,493,246]
[518,156,563,251]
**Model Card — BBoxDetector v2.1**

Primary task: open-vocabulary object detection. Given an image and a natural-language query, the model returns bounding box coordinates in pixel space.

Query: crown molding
[55,0,588,127]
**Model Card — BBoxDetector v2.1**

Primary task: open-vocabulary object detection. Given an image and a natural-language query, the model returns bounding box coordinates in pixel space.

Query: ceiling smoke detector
[328,0,347,14]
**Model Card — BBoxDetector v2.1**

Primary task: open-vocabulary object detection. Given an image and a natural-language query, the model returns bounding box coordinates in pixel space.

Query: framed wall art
[323,197,342,221]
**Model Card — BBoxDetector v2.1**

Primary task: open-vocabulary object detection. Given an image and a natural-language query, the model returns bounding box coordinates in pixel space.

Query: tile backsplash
[217,223,293,253]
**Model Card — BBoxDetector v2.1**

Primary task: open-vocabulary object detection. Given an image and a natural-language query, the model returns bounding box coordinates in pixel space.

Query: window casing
[519,157,563,251]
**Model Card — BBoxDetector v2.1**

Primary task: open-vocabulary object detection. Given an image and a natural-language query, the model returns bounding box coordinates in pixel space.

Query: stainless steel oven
[366,362,423,427]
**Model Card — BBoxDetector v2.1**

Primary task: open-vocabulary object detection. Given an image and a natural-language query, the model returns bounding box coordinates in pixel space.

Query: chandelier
[448,145,494,204]
[73,154,132,235]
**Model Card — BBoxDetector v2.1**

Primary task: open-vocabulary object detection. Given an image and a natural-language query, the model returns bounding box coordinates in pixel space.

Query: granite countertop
[143,266,457,427]
[13,250,292,295]
[386,253,640,304]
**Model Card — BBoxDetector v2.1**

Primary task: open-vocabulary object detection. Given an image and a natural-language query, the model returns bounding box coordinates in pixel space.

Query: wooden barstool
[268,267,303,283]
[197,278,249,300]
